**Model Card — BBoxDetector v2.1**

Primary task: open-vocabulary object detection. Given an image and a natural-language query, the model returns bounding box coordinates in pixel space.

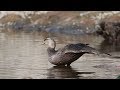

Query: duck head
[43,38,56,49]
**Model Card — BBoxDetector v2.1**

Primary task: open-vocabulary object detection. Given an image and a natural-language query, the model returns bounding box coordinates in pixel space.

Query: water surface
[0,31,120,79]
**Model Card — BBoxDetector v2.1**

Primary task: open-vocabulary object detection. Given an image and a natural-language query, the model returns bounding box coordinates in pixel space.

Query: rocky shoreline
[0,11,120,43]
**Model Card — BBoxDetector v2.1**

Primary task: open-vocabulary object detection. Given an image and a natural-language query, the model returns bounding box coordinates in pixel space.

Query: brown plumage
[44,38,109,66]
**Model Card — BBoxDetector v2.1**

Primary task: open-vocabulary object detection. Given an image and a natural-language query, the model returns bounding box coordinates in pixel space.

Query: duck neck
[47,47,56,56]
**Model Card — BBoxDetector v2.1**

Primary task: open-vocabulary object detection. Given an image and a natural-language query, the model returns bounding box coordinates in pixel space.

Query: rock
[96,21,120,44]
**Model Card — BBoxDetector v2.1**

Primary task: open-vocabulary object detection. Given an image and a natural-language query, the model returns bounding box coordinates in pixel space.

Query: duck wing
[62,43,100,55]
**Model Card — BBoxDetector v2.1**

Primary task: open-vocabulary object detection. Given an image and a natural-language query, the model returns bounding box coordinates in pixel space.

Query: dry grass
[102,14,120,22]
[30,11,81,25]
[0,11,120,32]
[0,14,23,24]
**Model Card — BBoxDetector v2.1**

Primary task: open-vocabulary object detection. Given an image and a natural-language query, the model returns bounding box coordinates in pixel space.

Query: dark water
[0,31,120,79]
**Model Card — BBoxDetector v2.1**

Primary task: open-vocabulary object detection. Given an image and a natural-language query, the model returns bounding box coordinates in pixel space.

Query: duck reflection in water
[100,40,120,58]
[100,40,120,53]
[47,66,95,79]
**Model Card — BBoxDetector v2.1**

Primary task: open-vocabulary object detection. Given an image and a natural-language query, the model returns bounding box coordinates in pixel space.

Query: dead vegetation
[0,14,23,24]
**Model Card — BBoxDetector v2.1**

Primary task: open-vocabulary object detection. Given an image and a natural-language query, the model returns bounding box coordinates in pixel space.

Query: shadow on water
[47,66,95,79]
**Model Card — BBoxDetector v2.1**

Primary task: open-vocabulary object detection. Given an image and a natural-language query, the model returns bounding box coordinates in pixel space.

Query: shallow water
[0,31,120,79]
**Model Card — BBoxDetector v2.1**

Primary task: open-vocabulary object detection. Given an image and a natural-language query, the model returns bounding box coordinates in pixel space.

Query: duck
[43,38,110,66]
